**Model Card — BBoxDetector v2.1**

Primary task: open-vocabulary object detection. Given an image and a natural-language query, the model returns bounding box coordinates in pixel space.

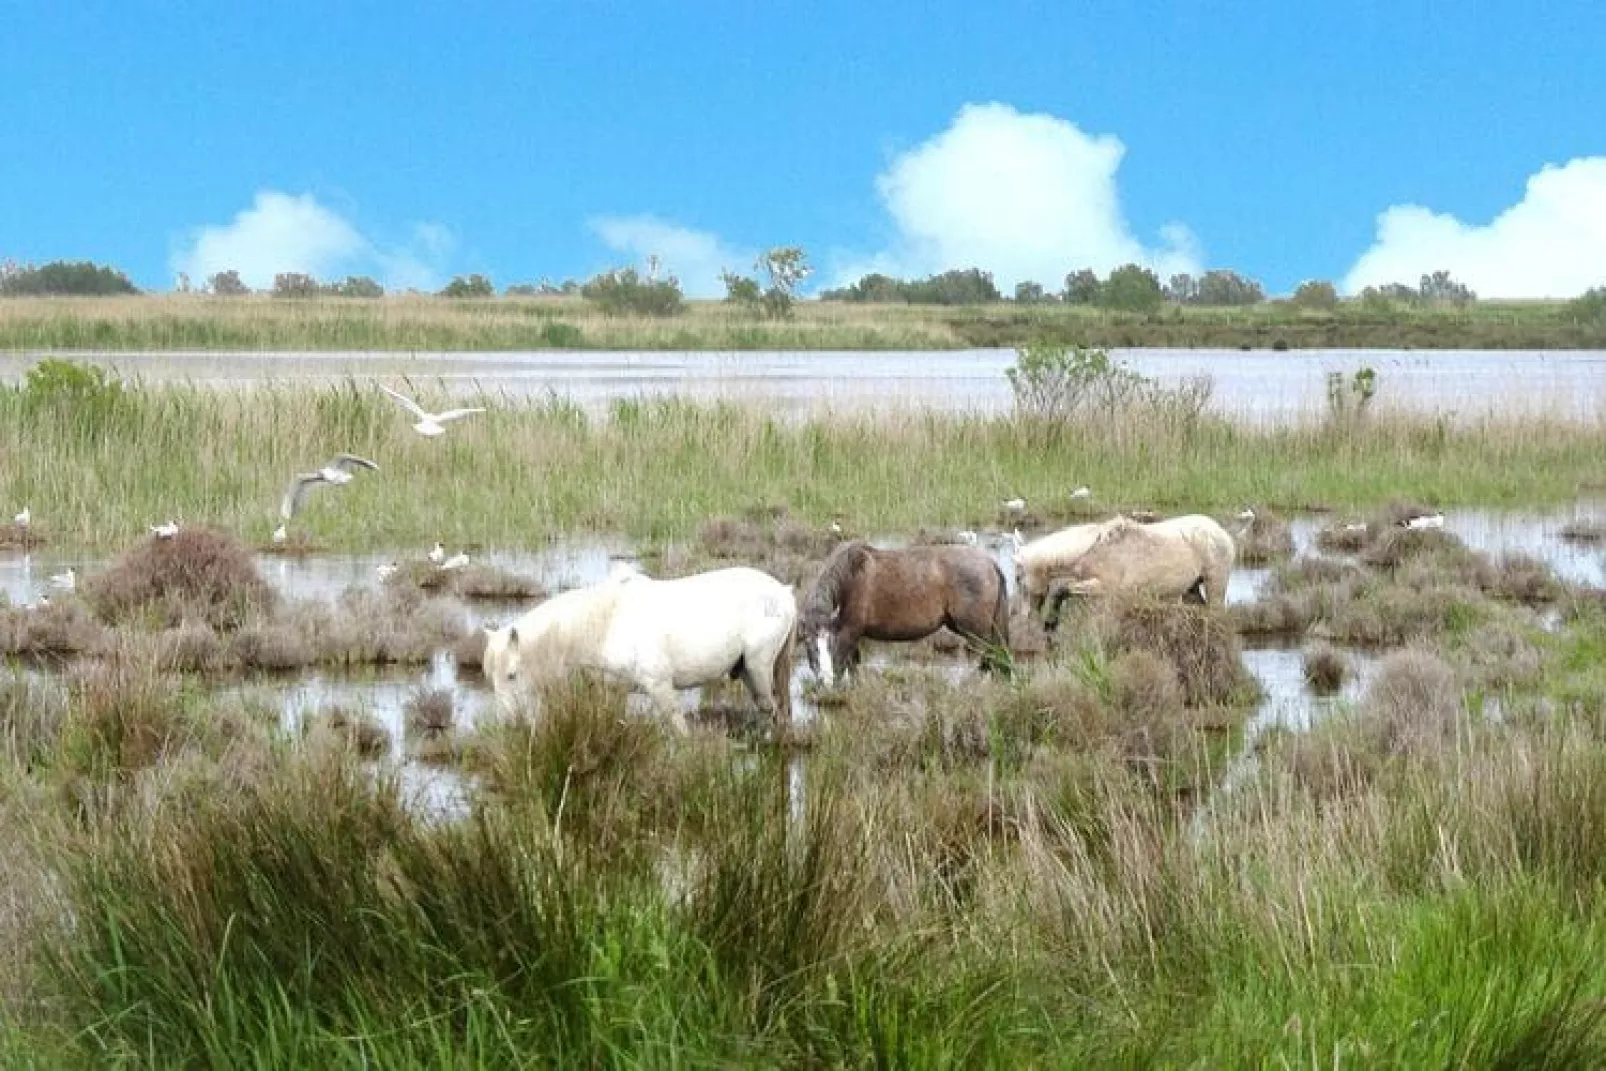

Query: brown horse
[799,541,1010,685]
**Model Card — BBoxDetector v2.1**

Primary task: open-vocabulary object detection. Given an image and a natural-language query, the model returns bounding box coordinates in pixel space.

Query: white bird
[379,385,486,438]
[1237,508,1256,522]
[35,594,50,608]
[13,508,29,528]
[278,454,379,528]
[828,521,843,536]
[427,541,446,564]
[440,553,470,571]
[150,521,179,539]
[1002,497,1027,517]
[1070,486,1092,500]
[375,562,399,581]
[1402,513,1445,531]
[49,567,75,592]
[1343,522,1369,533]
[957,530,979,547]
[272,524,288,545]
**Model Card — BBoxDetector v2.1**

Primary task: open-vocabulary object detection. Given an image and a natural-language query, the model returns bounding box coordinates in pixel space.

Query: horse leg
[644,679,688,735]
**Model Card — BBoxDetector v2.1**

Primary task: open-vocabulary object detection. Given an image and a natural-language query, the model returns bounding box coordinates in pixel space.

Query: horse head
[797,603,841,680]
[481,624,521,692]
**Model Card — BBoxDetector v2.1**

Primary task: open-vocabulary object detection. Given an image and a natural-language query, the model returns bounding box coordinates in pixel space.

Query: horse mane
[1088,515,1143,549]
[803,540,870,622]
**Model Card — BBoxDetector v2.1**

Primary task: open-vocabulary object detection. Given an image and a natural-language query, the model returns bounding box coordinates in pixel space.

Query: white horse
[1013,518,1121,614]
[481,566,797,734]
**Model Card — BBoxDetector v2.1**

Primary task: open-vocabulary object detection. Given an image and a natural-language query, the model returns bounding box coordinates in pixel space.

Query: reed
[5,377,1606,554]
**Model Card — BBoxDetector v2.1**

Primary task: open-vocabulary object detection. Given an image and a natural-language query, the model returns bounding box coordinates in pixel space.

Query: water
[5,347,1606,422]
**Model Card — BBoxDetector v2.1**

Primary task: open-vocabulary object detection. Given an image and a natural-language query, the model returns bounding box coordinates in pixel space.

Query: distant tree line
[6,255,1585,315]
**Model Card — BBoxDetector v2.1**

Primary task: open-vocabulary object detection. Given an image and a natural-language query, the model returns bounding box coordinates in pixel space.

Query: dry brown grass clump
[699,507,838,562]
[303,705,392,760]
[1085,597,1257,707]
[404,688,454,738]
[1358,647,1465,757]
[1454,620,1545,692]
[388,560,545,600]
[1302,642,1349,694]
[1233,513,1295,565]
[1358,526,1477,572]
[1485,553,1563,605]
[0,520,45,550]
[0,599,109,656]
[84,527,276,630]
[1314,521,1372,553]
[0,671,67,771]
[1229,593,1313,638]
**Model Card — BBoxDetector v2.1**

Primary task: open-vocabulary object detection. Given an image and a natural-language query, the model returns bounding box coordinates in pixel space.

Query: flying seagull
[379,385,486,438]
[277,454,379,535]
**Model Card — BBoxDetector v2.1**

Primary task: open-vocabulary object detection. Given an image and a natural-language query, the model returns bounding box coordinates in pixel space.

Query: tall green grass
[4,377,1605,553]
[1,294,1603,351]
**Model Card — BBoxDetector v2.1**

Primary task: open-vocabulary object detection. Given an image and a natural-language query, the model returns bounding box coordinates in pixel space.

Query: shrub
[85,527,278,630]
[1325,366,1379,423]
[1098,263,1163,312]
[207,270,249,296]
[581,267,684,316]
[1569,286,1606,325]
[0,260,138,296]
[439,274,495,299]
[1302,642,1349,694]
[271,272,322,298]
[1291,279,1339,309]
[330,275,383,298]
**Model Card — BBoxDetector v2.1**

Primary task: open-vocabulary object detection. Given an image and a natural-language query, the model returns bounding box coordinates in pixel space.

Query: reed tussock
[0,599,108,656]
[1083,597,1256,707]
[84,526,275,629]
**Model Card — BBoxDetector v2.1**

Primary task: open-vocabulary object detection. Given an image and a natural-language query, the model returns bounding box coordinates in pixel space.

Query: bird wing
[379,385,429,419]
[279,472,326,520]
[330,453,380,473]
[433,408,486,423]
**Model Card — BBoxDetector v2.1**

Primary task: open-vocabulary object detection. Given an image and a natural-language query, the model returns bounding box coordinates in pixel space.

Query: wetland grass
[2,293,1604,350]
[6,377,1606,554]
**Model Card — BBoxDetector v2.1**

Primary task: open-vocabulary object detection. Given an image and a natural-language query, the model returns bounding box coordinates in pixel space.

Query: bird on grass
[1070,486,1092,500]
[49,567,75,592]
[276,454,379,542]
[440,553,470,571]
[428,541,446,564]
[1400,512,1445,531]
[150,521,179,539]
[13,508,29,528]
[376,562,399,581]
[957,530,980,547]
[379,385,486,438]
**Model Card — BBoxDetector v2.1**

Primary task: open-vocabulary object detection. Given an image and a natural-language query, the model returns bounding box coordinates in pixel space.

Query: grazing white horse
[481,566,797,734]
[1013,518,1121,614]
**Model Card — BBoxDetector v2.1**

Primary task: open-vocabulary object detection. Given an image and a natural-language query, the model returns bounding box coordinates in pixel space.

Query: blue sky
[2,1,1603,298]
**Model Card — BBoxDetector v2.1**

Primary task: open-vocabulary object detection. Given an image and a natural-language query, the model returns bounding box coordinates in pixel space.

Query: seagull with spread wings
[274,454,379,542]
[379,385,486,438]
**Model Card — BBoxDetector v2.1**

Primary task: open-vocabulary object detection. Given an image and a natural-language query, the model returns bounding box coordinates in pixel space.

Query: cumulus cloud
[171,191,455,292]
[589,215,751,298]
[832,102,1200,290]
[1343,158,1606,298]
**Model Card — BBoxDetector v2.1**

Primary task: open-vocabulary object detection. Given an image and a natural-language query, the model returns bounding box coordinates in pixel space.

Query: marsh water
[5,347,1606,421]
[7,501,1604,820]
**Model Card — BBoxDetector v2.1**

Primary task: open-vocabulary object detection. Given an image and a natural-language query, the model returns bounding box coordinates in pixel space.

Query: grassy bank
[3,375,1605,554]
[1,293,1604,352]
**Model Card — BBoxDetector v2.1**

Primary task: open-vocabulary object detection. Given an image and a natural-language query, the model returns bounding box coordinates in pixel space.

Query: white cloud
[171,191,455,292]
[589,215,752,298]
[1343,158,1606,298]
[832,102,1200,290]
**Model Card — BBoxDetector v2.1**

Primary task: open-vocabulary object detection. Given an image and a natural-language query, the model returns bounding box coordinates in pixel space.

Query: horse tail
[771,615,796,732]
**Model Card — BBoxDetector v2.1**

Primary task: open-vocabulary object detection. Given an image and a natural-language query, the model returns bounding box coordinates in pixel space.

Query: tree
[1014,280,1049,304]
[439,274,495,299]
[1165,273,1198,304]
[331,275,383,298]
[1193,270,1265,306]
[1418,270,1475,304]
[720,270,761,306]
[208,270,249,296]
[1291,280,1338,309]
[1568,286,1606,324]
[1062,268,1101,305]
[271,272,322,298]
[1099,263,1163,312]
[0,260,139,296]
[756,246,811,318]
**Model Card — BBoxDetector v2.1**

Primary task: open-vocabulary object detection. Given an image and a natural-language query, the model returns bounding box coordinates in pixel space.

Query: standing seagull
[49,567,75,592]
[379,385,486,438]
[1401,512,1445,531]
[440,553,470,571]
[428,541,446,564]
[1070,486,1092,500]
[150,521,180,539]
[277,454,380,539]
[13,508,29,529]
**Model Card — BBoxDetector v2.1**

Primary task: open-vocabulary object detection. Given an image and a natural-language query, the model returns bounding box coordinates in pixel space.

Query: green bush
[439,274,496,299]
[0,261,138,296]
[581,268,684,317]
